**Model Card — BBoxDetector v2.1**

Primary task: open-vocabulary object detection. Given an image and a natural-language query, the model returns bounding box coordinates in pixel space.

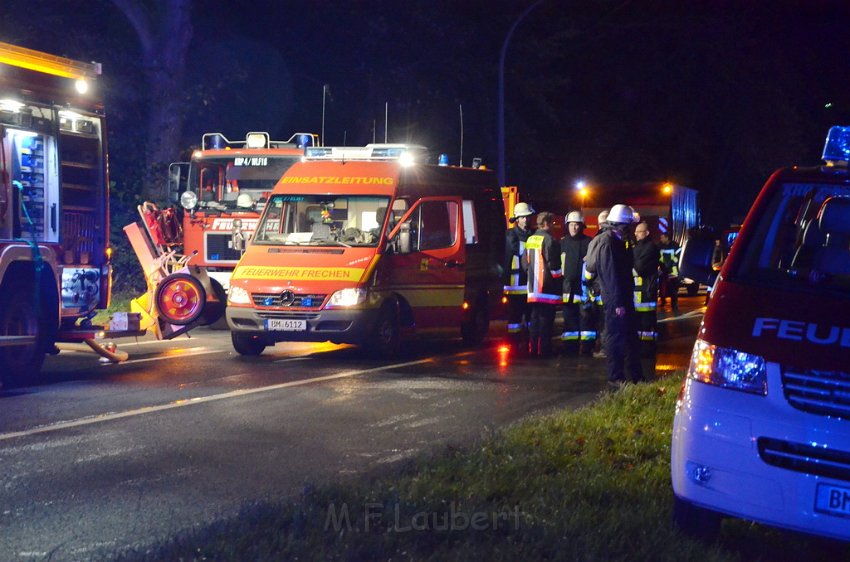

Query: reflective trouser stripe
[638,330,658,341]
[507,323,523,333]
[528,292,561,304]
[635,302,657,311]
[561,331,580,341]
[504,285,527,294]
[562,294,582,304]
[580,331,597,341]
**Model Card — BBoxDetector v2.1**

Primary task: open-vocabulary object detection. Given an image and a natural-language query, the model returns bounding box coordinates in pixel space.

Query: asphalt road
[0,297,703,561]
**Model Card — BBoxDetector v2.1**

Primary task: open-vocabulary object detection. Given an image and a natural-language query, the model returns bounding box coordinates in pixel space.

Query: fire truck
[167,132,318,294]
[575,181,700,293]
[0,42,126,383]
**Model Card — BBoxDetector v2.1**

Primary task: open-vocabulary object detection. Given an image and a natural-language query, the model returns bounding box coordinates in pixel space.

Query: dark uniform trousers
[604,302,644,383]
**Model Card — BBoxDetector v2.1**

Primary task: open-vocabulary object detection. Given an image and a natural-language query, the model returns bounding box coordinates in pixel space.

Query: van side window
[414,200,458,251]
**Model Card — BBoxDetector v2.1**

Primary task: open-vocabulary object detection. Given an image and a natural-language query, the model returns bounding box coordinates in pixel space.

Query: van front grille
[758,438,850,482]
[252,293,326,309]
[782,368,850,420]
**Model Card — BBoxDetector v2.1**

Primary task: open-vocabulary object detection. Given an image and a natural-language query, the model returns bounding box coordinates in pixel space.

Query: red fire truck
[167,132,318,294]
[0,42,127,383]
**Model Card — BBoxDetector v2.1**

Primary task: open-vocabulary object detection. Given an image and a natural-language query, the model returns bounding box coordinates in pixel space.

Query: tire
[686,283,700,297]
[0,282,46,385]
[231,332,266,356]
[366,303,400,359]
[461,298,489,346]
[155,273,207,325]
[203,278,228,329]
[672,496,722,541]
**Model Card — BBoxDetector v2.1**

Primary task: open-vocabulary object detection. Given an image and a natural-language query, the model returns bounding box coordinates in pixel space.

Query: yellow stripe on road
[0,357,435,442]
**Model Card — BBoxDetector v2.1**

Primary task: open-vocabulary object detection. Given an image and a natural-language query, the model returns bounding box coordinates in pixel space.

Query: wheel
[686,283,700,297]
[155,273,206,325]
[461,298,489,346]
[0,282,46,385]
[202,278,228,329]
[366,303,400,359]
[231,332,266,356]
[672,496,722,541]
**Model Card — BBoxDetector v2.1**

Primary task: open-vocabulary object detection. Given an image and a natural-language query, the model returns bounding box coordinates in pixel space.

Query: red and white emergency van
[672,126,850,541]
[225,144,506,357]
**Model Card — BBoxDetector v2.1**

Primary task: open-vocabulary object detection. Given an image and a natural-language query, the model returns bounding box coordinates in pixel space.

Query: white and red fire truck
[0,41,131,383]
[167,132,318,294]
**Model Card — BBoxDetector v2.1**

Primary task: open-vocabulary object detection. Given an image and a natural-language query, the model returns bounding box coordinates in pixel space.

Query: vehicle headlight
[325,288,367,308]
[228,285,251,305]
[688,338,767,395]
[180,190,198,210]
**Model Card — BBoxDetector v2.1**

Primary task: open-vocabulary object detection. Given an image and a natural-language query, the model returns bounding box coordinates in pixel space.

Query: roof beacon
[304,143,426,166]
[822,125,850,166]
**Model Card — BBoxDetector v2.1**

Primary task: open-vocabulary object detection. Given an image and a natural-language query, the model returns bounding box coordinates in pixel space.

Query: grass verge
[118,379,850,561]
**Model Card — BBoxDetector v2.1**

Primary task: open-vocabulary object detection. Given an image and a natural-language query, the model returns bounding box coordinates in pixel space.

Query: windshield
[736,181,850,298]
[254,194,392,247]
[188,155,298,207]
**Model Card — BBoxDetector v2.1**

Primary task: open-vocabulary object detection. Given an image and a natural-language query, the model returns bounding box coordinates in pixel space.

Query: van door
[383,196,466,329]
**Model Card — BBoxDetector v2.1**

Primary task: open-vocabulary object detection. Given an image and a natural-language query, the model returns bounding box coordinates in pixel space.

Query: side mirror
[398,222,411,254]
[167,163,189,203]
[679,234,718,286]
[231,219,246,253]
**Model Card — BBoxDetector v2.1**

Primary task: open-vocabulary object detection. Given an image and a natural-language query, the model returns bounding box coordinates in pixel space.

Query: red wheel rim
[159,278,203,322]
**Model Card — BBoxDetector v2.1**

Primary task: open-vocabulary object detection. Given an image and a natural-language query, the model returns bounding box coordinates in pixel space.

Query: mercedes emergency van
[225,144,505,357]
[672,126,850,541]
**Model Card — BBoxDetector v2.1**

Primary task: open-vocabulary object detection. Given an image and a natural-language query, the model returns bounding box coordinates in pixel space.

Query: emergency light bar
[823,126,850,166]
[304,144,427,164]
[201,131,319,151]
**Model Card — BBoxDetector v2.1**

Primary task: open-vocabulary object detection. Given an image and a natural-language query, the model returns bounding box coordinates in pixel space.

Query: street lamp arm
[498,0,546,187]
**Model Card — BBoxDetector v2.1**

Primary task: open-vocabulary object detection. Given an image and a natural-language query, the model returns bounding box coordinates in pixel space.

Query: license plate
[264,319,307,331]
[815,483,850,518]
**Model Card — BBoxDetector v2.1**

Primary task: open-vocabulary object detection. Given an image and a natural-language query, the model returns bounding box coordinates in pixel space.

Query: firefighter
[659,232,681,311]
[503,202,535,347]
[560,211,593,355]
[524,212,563,357]
[584,209,608,358]
[632,221,660,355]
[589,204,644,386]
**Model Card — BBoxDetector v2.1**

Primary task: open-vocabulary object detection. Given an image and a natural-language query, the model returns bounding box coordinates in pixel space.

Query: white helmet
[608,204,636,224]
[513,202,535,218]
[565,211,584,224]
[236,193,254,209]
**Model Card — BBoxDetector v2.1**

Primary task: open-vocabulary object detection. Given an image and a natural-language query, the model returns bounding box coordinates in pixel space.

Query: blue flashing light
[302,297,313,307]
[822,126,850,163]
[297,134,313,148]
[438,154,449,166]
[211,253,220,260]
[264,297,274,306]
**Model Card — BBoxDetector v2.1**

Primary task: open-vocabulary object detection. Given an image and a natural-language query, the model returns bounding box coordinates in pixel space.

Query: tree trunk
[111,0,193,201]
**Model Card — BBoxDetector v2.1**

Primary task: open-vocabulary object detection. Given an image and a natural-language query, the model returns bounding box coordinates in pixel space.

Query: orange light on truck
[462,301,470,310]
[105,247,113,260]
[662,182,673,195]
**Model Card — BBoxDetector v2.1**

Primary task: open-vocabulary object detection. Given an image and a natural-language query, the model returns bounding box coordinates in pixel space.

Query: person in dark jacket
[658,232,681,311]
[503,202,535,346]
[524,212,562,357]
[589,204,644,386]
[560,211,593,355]
[632,221,660,356]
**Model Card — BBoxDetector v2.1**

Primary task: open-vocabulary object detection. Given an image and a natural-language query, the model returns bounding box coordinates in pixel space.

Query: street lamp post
[498,0,546,188]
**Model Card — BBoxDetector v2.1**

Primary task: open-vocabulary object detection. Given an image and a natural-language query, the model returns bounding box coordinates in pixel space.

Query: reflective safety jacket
[633,238,660,312]
[504,225,533,294]
[561,232,591,304]
[525,229,563,304]
[659,240,681,278]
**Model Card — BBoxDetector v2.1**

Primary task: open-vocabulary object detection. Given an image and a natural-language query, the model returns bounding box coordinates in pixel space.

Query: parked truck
[576,181,700,293]
[0,41,133,383]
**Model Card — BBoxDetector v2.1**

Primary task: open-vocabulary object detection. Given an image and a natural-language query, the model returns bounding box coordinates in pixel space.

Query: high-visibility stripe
[550,269,563,278]
[562,293,582,304]
[561,331,580,341]
[635,302,657,311]
[507,323,523,333]
[638,330,658,341]
[504,285,528,294]
[580,331,597,341]
[527,292,561,304]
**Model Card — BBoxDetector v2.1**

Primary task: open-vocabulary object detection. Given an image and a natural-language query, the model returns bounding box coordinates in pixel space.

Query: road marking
[0,357,435,442]
[658,308,706,323]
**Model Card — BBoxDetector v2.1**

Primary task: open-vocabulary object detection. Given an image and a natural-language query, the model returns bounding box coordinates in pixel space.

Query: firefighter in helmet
[560,211,594,355]
[524,212,562,357]
[503,202,535,346]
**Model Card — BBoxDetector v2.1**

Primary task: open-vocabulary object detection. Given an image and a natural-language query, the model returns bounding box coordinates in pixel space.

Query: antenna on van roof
[384,102,389,143]
[459,104,464,167]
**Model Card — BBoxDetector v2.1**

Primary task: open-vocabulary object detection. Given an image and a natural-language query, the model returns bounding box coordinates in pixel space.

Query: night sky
[4,0,850,226]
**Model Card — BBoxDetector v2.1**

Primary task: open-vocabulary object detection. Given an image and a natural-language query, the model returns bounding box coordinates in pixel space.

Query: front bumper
[671,367,850,541]
[226,304,381,345]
